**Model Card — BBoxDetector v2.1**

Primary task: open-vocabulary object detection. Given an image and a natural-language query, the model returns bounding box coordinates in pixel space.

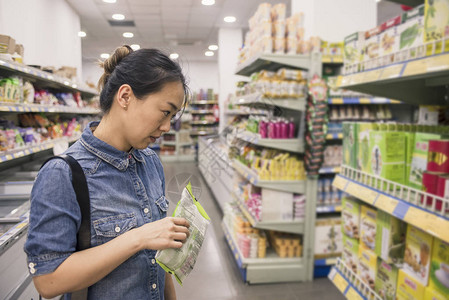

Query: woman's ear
[116,84,133,110]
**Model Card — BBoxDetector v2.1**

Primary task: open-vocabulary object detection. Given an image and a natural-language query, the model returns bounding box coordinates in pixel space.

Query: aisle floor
[161,161,344,300]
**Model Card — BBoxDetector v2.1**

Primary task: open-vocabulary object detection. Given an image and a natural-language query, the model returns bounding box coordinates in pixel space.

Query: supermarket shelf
[190,110,214,114]
[0,59,97,98]
[178,142,194,147]
[339,53,449,105]
[235,130,304,153]
[325,133,343,140]
[0,218,29,253]
[328,258,382,300]
[191,100,218,105]
[334,165,449,243]
[316,204,342,214]
[222,221,305,283]
[190,120,218,125]
[0,102,100,114]
[322,55,343,64]
[319,166,341,174]
[164,130,176,135]
[387,0,422,7]
[232,159,305,194]
[232,93,306,111]
[0,136,80,164]
[236,54,311,76]
[327,97,401,105]
[315,257,338,266]
[233,193,304,234]
[161,141,177,146]
[224,109,268,115]
[160,154,195,162]
[190,130,218,136]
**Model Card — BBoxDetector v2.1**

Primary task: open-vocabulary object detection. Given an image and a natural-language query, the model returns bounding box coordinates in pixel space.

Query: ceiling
[66,0,291,63]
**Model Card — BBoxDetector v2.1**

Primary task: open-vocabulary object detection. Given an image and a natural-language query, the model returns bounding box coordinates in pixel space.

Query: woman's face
[124,81,185,150]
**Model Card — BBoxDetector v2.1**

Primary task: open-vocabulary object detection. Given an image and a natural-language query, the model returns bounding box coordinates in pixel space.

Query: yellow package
[429,238,449,297]
[397,269,426,300]
[360,205,377,251]
[424,286,449,300]
[358,245,377,291]
[404,225,434,286]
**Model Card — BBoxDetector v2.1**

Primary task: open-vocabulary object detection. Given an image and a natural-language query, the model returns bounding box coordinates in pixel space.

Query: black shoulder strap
[40,154,91,251]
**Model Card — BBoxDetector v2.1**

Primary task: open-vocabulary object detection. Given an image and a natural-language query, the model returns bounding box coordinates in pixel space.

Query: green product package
[342,197,361,239]
[342,122,357,169]
[375,210,407,265]
[356,122,375,173]
[369,130,406,188]
[429,239,449,296]
[408,132,443,189]
[155,182,210,285]
[375,258,399,300]
[342,234,360,275]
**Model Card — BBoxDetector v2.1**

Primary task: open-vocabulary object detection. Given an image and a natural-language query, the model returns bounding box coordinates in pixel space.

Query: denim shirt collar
[80,121,146,170]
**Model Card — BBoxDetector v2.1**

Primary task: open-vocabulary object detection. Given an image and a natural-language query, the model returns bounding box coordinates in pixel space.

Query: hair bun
[98,45,133,90]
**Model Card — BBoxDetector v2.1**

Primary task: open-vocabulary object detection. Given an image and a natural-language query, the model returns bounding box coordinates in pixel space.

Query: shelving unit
[236,54,311,76]
[0,102,100,114]
[231,93,306,112]
[224,108,268,116]
[316,204,342,214]
[325,133,343,140]
[318,166,341,174]
[159,130,195,162]
[234,130,304,153]
[327,97,401,105]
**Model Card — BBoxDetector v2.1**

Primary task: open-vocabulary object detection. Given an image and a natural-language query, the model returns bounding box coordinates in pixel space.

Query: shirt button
[115,226,121,233]
[151,259,156,264]
[28,262,35,268]
[152,283,157,289]
[30,267,36,274]
[144,208,149,214]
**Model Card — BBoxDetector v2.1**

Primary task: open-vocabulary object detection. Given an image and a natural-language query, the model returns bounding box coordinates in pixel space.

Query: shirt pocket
[93,213,137,245]
[155,195,169,218]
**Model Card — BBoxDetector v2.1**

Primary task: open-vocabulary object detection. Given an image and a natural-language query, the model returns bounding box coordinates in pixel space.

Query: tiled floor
[162,161,344,300]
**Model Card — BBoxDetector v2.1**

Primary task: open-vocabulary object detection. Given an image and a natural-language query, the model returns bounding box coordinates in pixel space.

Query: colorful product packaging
[342,122,357,169]
[404,125,416,186]
[343,32,365,73]
[424,0,449,51]
[422,171,446,211]
[379,15,401,66]
[396,5,425,62]
[314,217,342,258]
[397,269,426,300]
[427,140,449,173]
[342,234,360,275]
[424,286,449,300]
[375,210,407,265]
[429,239,449,297]
[356,122,375,173]
[261,188,293,222]
[375,258,399,300]
[360,205,377,251]
[363,25,382,70]
[404,225,434,286]
[342,197,361,239]
[436,174,449,201]
[358,245,378,291]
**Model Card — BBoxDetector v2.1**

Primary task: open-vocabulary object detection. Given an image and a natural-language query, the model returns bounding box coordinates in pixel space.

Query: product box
[397,269,426,300]
[358,245,378,290]
[396,5,425,62]
[427,140,449,173]
[404,224,434,286]
[375,210,407,265]
[424,0,449,43]
[429,239,449,297]
[344,32,365,72]
[363,26,382,70]
[360,205,377,251]
[404,126,416,187]
[356,122,375,173]
[342,122,357,169]
[261,188,293,221]
[425,286,449,300]
[379,15,401,66]
[342,234,360,275]
[409,133,443,190]
[0,34,16,55]
[375,258,399,300]
[342,197,361,239]
[369,130,406,187]
[314,217,342,258]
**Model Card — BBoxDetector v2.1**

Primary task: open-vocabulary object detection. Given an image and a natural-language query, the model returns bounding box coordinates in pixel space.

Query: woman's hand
[135,217,190,250]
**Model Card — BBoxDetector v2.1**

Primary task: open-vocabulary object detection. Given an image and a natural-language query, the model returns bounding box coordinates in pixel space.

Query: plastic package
[155,182,210,285]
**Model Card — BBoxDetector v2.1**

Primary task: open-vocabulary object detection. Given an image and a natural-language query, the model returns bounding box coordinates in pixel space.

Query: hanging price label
[346,287,364,300]
[375,194,399,214]
[332,272,349,293]
[346,182,378,204]
[332,176,347,190]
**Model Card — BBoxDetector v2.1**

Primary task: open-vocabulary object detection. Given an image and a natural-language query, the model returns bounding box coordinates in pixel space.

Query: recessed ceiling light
[170,53,179,60]
[78,31,86,37]
[201,0,215,5]
[123,32,134,38]
[224,16,236,23]
[101,53,110,59]
[103,0,116,3]
[130,44,140,50]
[205,51,214,57]
[112,14,125,20]
[208,44,218,51]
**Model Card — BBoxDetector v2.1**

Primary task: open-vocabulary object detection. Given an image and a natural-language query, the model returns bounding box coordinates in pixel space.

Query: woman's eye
[163,111,170,117]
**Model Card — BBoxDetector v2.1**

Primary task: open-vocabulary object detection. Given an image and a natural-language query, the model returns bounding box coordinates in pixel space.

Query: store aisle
[161,161,344,300]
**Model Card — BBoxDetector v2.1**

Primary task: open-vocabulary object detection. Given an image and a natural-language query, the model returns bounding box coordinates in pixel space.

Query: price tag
[325,258,337,265]
[379,64,403,80]
[403,58,427,77]
[426,53,449,73]
[403,207,449,242]
[336,76,343,88]
[346,182,377,204]
[330,98,343,104]
[5,154,13,161]
[375,194,399,214]
[362,69,381,83]
[332,272,349,293]
[332,176,347,190]
[346,287,364,300]
[15,222,28,229]
[335,205,342,212]
[359,98,371,104]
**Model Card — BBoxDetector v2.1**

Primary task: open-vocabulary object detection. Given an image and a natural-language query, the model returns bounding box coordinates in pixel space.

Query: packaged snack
[424,286,449,300]
[271,3,286,22]
[424,0,449,43]
[364,26,382,69]
[358,245,378,290]
[342,197,361,239]
[344,32,365,72]
[375,210,407,265]
[342,234,359,275]
[429,238,449,297]
[403,225,434,286]
[360,205,377,251]
[427,140,449,173]
[314,217,342,258]
[356,122,375,172]
[379,16,401,66]
[396,5,425,62]
[397,269,426,300]
[155,182,210,285]
[375,258,399,300]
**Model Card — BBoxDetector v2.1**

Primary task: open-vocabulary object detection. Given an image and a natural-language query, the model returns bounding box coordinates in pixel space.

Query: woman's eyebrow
[167,101,178,111]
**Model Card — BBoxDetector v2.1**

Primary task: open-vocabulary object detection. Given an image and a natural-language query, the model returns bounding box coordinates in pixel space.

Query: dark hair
[98,45,189,114]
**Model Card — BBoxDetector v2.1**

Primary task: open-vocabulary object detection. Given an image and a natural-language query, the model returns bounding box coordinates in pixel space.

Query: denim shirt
[24,121,169,300]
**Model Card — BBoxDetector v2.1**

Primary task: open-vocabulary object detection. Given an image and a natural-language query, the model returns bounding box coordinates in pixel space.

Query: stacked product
[323,145,342,168]
[190,88,219,136]
[245,115,297,139]
[329,105,393,122]
[267,230,302,258]
[341,196,449,300]
[314,217,342,260]
[317,177,345,206]
[344,2,449,74]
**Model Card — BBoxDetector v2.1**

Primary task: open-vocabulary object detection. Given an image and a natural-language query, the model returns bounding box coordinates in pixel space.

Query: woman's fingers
[172,232,188,242]
[172,217,190,228]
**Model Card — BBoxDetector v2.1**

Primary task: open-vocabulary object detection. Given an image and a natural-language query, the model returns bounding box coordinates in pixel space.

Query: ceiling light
[208,44,218,51]
[101,53,110,59]
[78,31,86,37]
[201,0,215,5]
[130,44,140,50]
[112,14,125,20]
[170,53,179,60]
[103,0,116,3]
[205,51,214,57]
[224,16,236,23]
[123,32,134,38]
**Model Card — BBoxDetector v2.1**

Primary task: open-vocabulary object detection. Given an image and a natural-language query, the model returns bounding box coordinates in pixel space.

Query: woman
[24,46,190,300]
